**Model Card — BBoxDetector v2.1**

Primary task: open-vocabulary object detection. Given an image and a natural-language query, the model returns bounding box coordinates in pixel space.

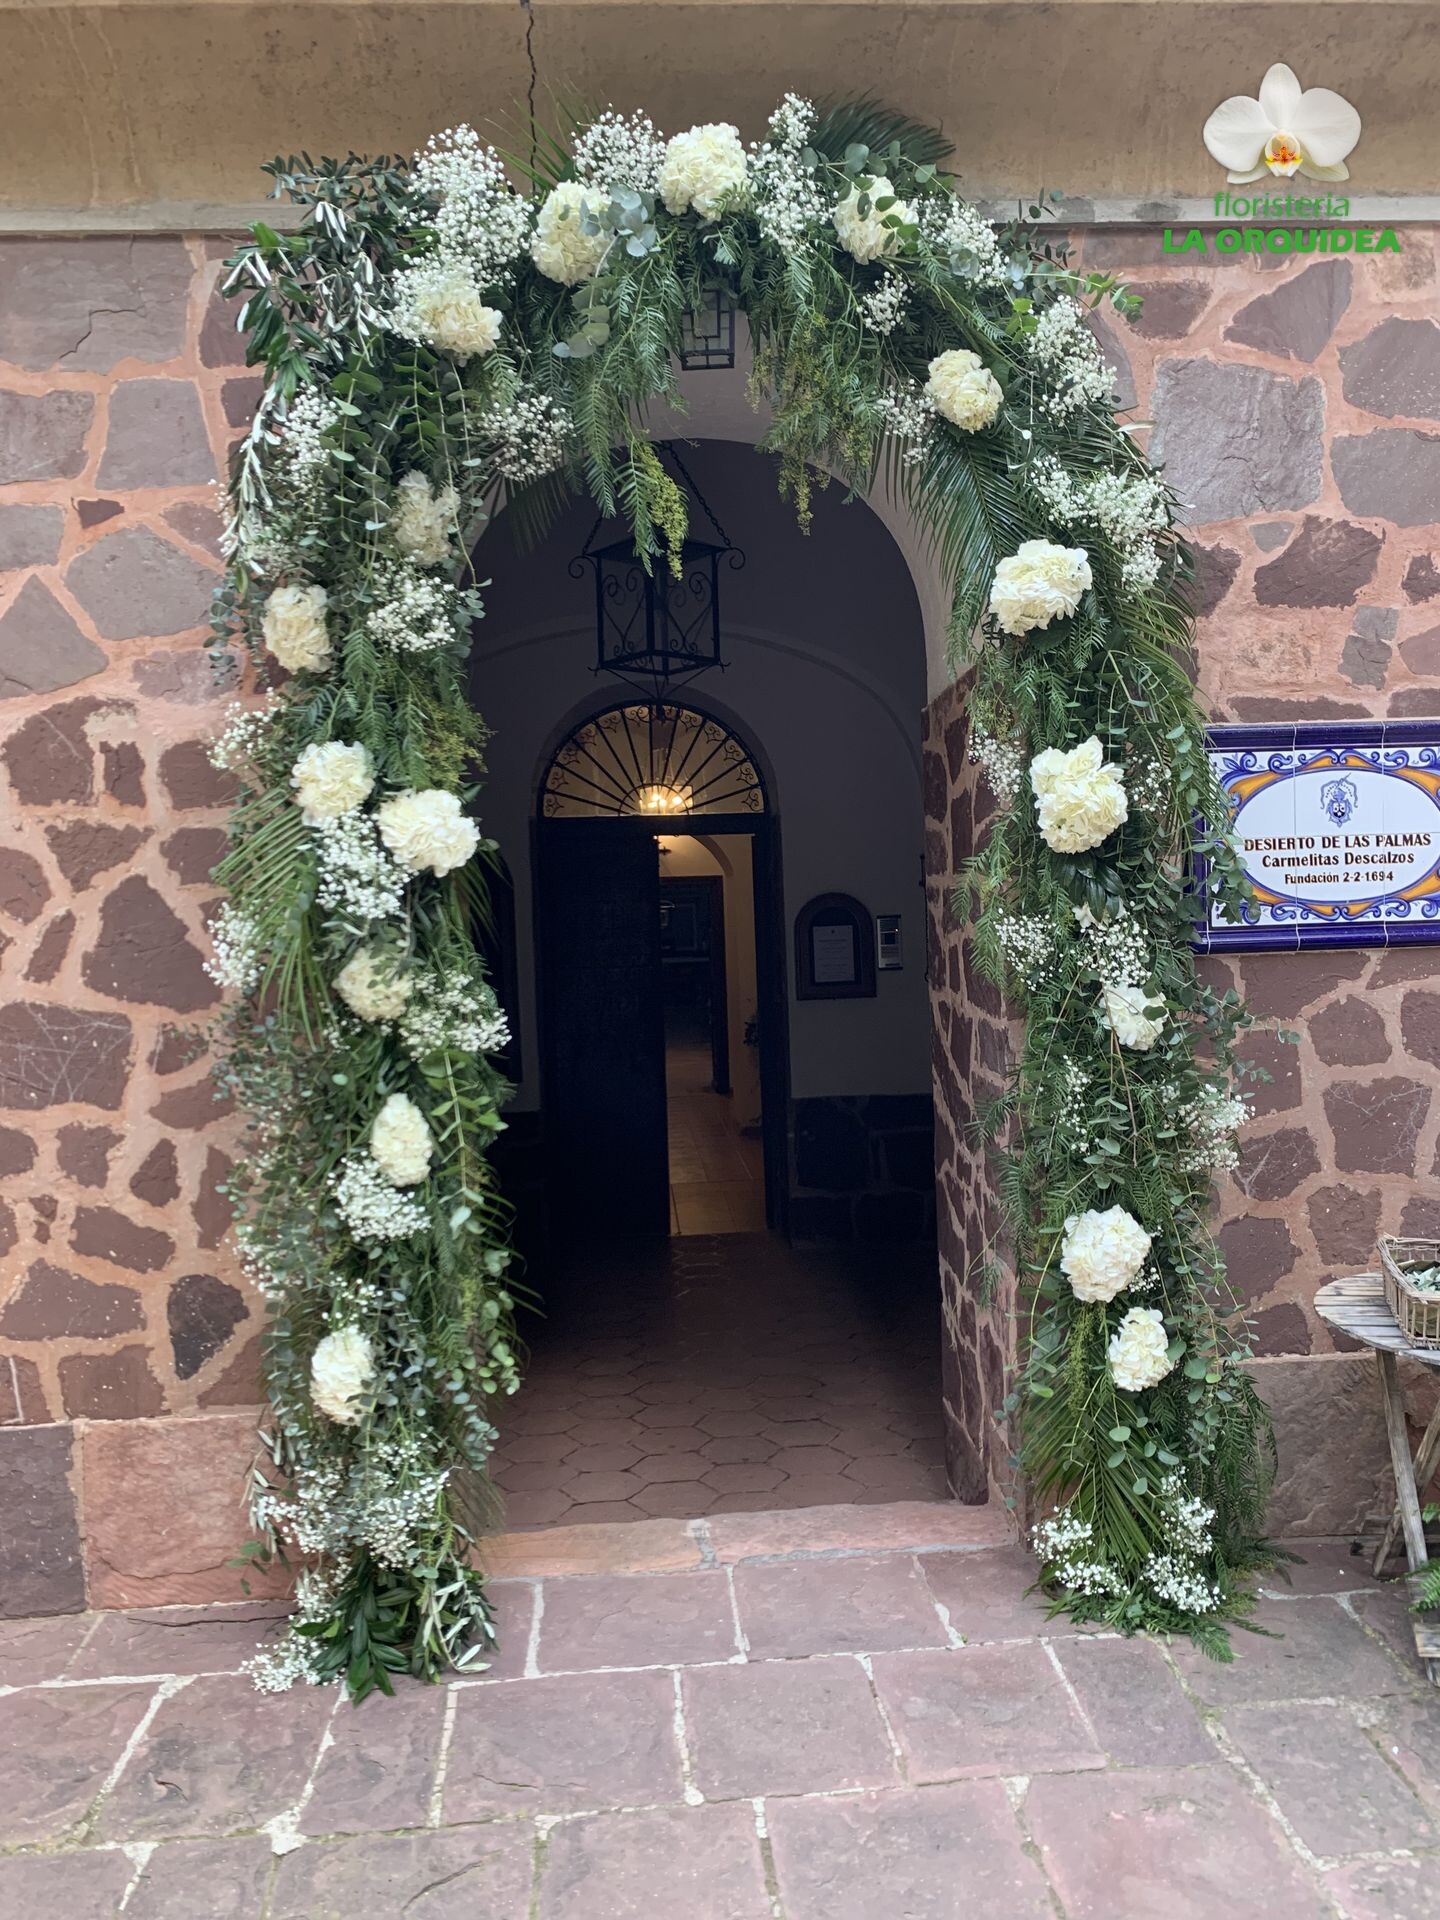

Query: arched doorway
[533,699,787,1242]
[472,436,952,1528]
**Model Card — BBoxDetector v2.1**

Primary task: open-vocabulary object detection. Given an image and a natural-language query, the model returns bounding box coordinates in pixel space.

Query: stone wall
[788,1094,936,1245]
[1065,228,1440,1357]
[4,225,1440,1611]
[0,237,267,1614]
[924,227,1440,1527]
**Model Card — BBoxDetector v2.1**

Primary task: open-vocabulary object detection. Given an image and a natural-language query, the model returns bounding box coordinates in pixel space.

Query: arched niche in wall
[794,892,875,1001]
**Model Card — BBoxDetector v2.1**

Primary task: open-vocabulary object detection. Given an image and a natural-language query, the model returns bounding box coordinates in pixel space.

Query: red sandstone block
[536,1569,738,1672]
[870,1644,1104,1780]
[706,1498,1008,1563]
[480,1516,703,1579]
[302,1683,447,1837]
[99,1673,334,1840]
[1026,1763,1327,1919]
[768,1782,1053,1920]
[682,1657,898,1799]
[80,1412,292,1609]
[271,1827,534,1920]
[733,1554,948,1659]
[0,1683,154,1844]
[444,1669,682,1820]
[537,1803,771,1920]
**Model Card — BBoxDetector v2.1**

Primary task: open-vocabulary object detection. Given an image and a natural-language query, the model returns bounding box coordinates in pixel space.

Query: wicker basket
[1378,1235,1440,1349]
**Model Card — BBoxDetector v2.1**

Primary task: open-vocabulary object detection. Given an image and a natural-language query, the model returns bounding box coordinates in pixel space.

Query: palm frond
[812,95,954,168]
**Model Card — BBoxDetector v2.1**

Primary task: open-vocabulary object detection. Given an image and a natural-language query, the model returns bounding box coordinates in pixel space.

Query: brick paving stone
[271,1827,535,1920]
[559,1470,646,1502]
[701,1463,786,1494]
[536,1569,737,1670]
[99,1674,334,1840]
[1261,1539,1388,1598]
[633,1482,721,1517]
[1363,1691,1440,1816]
[444,1669,682,1818]
[760,1420,839,1447]
[0,1848,134,1911]
[632,1451,714,1485]
[1170,1597,1414,1705]
[920,1545,1084,1641]
[501,1489,575,1528]
[1054,1636,1213,1767]
[0,1612,92,1685]
[498,1431,577,1464]
[465,1580,535,1682]
[560,1499,646,1525]
[537,1803,772,1920]
[632,1424,710,1454]
[768,1781,1054,1920]
[1326,1857,1438,1920]
[481,1517,702,1578]
[570,1444,643,1473]
[701,1436,780,1465]
[1026,1763,1329,1919]
[69,1604,291,1679]
[1348,1584,1429,1676]
[871,1644,1104,1780]
[1225,1701,1437,1856]
[733,1554,948,1658]
[125,1835,273,1917]
[706,1503,1005,1563]
[682,1657,898,1799]
[0,1682,154,1843]
[302,1683,447,1835]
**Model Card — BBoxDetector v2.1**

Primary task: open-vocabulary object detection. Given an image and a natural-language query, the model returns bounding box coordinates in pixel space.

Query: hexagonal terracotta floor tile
[633,1452,713,1486]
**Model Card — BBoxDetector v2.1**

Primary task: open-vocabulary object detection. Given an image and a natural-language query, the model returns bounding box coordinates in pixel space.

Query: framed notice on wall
[794,893,876,999]
[1199,721,1440,952]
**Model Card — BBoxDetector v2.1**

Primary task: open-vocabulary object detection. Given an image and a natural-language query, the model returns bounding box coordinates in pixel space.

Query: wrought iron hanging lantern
[571,443,744,702]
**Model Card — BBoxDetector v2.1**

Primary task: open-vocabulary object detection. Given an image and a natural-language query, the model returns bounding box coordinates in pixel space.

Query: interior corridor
[667,1041,766,1235]
[490,1235,947,1530]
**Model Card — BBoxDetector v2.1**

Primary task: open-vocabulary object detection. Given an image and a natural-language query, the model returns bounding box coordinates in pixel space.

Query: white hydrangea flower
[291,741,374,826]
[392,471,460,566]
[377,789,480,877]
[531,181,612,286]
[926,349,1003,431]
[658,123,748,220]
[1029,736,1128,854]
[335,947,414,1023]
[394,260,502,359]
[260,583,331,673]
[832,177,912,264]
[370,1091,433,1187]
[1060,1205,1152,1304]
[1099,983,1168,1051]
[310,1326,374,1425]
[989,539,1092,637]
[1108,1306,1175,1393]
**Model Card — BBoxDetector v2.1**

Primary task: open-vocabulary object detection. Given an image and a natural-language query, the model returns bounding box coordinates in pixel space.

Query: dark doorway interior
[534,813,786,1246]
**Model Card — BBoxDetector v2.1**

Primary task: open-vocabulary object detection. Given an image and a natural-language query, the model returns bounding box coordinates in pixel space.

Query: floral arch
[212,98,1272,1696]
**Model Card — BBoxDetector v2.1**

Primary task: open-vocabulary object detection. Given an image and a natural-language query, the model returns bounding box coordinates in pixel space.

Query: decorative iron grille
[540,702,766,819]
[678,287,737,370]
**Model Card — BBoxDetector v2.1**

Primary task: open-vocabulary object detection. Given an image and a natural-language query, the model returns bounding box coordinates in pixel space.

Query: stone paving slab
[0,1521,1435,1917]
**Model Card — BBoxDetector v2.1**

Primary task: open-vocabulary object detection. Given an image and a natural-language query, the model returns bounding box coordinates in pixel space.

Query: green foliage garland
[214,94,1274,1696]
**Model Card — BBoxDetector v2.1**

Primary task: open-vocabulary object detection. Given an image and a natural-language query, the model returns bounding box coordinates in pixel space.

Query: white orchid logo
[1203,63,1362,183]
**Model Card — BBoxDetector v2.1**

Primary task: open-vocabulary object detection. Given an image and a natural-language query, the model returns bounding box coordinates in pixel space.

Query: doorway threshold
[480,1497,1009,1581]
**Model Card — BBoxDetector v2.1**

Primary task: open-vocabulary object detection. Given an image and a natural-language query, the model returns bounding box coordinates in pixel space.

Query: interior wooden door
[535,821,668,1238]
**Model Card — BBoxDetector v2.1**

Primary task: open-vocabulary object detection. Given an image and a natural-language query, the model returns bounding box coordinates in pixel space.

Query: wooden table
[1315,1273,1440,1682]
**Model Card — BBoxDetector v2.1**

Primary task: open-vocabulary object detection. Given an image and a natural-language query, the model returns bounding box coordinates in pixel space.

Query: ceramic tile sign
[1199,721,1440,951]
